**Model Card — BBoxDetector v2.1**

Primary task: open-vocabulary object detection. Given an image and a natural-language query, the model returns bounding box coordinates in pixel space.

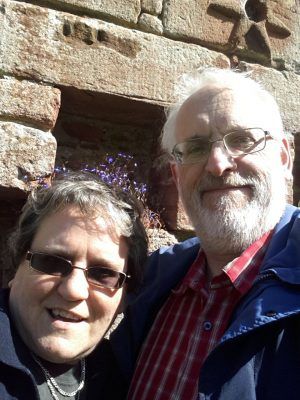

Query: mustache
[197,173,261,192]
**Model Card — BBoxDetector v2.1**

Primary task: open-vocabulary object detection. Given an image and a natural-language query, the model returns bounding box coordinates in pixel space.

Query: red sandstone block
[0,78,61,130]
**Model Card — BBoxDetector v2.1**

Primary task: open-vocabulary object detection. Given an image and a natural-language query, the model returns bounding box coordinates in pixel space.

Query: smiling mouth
[48,308,85,323]
[203,185,250,194]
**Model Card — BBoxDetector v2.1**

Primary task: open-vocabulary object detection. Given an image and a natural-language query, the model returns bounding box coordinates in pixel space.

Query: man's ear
[8,278,14,288]
[170,162,179,189]
[281,137,293,180]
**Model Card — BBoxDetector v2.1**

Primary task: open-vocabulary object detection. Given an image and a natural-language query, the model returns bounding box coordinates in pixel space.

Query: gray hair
[8,172,148,292]
[161,67,284,154]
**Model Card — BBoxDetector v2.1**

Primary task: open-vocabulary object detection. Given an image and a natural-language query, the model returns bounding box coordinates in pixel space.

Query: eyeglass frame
[171,128,271,165]
[25,250,130,290]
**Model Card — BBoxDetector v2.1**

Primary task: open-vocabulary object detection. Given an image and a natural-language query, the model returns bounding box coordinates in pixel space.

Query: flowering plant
[23,152,162,231]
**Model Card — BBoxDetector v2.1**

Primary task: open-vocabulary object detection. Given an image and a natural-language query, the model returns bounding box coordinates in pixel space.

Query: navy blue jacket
[0,289,126,399]
[111,204,300,399]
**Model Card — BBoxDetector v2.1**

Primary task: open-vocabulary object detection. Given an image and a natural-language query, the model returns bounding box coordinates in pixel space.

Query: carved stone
[238,62,300,135]
[162,0,299,69]
[0,1,229,105]
[162,0,234,46]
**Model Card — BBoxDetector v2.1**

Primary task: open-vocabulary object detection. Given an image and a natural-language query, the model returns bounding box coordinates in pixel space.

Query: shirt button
[203,321,213,331]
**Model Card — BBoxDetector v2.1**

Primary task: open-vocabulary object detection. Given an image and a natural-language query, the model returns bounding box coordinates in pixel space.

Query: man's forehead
[175,86,237,127]
[179,85,254,115]
[173,84,272,143]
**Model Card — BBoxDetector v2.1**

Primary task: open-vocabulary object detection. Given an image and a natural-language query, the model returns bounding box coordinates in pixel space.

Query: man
[0,172,148,399]
[110,68,300,399]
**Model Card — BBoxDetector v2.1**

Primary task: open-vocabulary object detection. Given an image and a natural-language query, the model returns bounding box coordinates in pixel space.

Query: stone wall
[0,0,299,285]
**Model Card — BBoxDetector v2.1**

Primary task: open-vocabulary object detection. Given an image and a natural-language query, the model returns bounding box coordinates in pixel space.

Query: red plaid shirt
[128,231,272,400]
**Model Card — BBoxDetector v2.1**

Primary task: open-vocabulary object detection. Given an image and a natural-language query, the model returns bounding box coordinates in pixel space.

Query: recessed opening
[53,85,166,208]
[53,87,164,172]
[244,0,267,22]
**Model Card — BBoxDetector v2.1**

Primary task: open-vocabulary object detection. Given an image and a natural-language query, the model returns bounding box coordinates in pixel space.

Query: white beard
[181,168,287,255]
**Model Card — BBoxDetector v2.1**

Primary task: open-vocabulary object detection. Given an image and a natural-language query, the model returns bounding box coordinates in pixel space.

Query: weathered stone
[162,0,299,69]
[148,228,178,252]
[0,122,57,197]
[148,155,194,231]
[160,186,193,232]
[173,198,194,232]
[238,62,300,135]
[0,77,61,130]
[31,0,141,24]
[0,1,230,106]
[138,13,163,35]
[267,0,300,73]
[162,0,236,46]
[141,0,163,16]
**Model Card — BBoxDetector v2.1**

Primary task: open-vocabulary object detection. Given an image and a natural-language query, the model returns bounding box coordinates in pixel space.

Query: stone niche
[54,86,164,178]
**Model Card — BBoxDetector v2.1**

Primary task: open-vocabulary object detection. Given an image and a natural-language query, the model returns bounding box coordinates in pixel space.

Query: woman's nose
[57,268,89,301]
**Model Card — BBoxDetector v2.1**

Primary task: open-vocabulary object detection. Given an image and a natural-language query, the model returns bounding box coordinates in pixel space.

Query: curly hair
[7,171,148,292]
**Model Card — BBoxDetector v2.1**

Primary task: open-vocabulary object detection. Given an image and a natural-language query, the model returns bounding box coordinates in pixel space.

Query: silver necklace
[32,353,86,400]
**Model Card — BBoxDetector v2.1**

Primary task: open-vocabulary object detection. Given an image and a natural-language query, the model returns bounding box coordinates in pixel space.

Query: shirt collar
[173,230,273,295]
[173,250,206,294]
[222,230,273,293]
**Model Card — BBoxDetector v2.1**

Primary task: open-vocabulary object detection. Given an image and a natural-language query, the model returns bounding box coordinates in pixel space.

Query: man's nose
[204,142,237,177]
[57,268,89,301]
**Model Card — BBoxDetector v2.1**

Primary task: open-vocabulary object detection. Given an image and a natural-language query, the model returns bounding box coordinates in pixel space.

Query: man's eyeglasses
[172,128,271,165]
[26,251,130,290]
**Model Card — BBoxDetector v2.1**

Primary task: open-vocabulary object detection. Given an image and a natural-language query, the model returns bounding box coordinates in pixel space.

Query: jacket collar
[221,205,300,342]
[260,204,300,283]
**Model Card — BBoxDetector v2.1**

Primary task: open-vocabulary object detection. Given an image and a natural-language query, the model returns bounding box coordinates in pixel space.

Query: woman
[0,172,148,399]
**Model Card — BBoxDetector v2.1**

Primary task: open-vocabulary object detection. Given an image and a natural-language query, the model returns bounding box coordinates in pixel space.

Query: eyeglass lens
[224,128,265,154]
[173,128,266,164]
[27,252,125,289]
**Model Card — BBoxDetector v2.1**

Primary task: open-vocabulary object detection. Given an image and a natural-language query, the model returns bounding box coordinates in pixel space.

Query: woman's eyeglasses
[26,251,130,290]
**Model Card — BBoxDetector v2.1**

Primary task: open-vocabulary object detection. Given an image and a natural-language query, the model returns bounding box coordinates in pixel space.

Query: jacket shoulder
[144,236,200,282]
